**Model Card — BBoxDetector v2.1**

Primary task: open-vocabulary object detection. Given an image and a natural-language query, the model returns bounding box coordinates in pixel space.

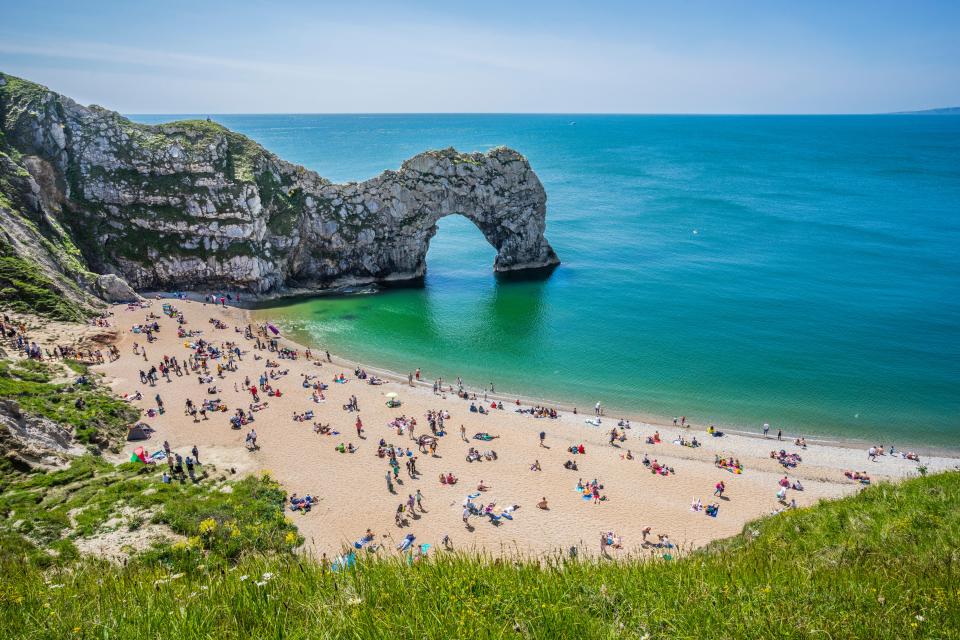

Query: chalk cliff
[0,72,558,313]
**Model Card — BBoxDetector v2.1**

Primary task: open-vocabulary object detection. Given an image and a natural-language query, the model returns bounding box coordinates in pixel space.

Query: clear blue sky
[1,0,958,114]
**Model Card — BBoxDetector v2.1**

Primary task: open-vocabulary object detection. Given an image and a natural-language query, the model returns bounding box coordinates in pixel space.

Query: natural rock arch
[0,74,560,298]
[295,147,560,286]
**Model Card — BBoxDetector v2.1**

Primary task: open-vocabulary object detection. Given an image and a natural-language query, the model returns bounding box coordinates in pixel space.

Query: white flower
[201,585,209,591]
[261,572,274,581]
[255,581,267,587]
[48,584,64,590]
[239,575,249,581]
[916,615,925,622]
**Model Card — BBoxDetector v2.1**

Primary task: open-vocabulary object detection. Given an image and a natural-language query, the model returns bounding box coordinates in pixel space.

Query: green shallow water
[131,113,960,448]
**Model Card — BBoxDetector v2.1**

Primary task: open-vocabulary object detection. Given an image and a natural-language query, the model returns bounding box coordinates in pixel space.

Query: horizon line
[123,110,958,117]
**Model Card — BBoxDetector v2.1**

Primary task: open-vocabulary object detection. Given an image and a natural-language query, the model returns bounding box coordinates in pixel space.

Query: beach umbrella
[385,392,399,400]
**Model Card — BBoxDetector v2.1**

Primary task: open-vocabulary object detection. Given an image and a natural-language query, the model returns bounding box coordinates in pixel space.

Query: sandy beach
[57,298,958,559]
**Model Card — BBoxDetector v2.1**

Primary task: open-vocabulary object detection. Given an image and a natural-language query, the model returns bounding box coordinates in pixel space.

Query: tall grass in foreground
[1,473,958,639]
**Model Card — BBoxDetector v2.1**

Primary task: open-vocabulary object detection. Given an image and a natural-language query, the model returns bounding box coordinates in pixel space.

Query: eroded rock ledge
[0,73,559,298]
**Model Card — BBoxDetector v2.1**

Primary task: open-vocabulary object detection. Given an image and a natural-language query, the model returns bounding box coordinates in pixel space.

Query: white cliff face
[1,73,559,297]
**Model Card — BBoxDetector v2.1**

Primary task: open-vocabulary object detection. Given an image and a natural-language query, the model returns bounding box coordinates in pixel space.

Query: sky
[1,0,958,114]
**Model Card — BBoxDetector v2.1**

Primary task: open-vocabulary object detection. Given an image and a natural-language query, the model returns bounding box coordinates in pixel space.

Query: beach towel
[331,552,356,572]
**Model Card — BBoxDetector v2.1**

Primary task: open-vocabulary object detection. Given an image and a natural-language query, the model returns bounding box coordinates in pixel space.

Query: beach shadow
[719,496,730,501]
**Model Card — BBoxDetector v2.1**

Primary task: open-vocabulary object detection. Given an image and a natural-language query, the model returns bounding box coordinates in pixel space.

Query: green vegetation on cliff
[0,359,137,447]
[0,456,955,639]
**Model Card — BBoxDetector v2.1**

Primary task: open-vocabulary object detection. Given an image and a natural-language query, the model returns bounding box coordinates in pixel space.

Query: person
[777,429,782,441]
[161,471,171,484]
[477,479,490,491]
[537,497,549,510]
[595,401,601,417]
[714,481,725,497]
[763,423,770,438]
[460,425,467,442]
[462,506,471,526]
[191,445,200,463]
[415,489,424,512]
[531,459,541,471]
[539,431,546,447]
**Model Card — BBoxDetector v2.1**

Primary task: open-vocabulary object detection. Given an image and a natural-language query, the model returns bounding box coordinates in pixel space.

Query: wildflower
[255,581,267,587]
[48,584,64,590]
[916,615,925,622]
[240,575,249,581]
[262,572,274,581]
[170,573,184,581]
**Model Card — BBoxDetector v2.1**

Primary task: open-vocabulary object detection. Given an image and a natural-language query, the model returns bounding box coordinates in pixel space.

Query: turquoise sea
[131,114,960,448]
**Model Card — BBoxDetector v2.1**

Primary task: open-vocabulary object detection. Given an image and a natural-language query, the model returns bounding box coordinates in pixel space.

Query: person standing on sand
[415,368,421,381]
[777,429,782,441]
[714,481,725,497]
[595,402,601,417]
[461,425,467,442]
[539,431,546,447]
[191,445,200,463]
[408,372,414,387]
[355,416,364,438]
[415,489,424,512]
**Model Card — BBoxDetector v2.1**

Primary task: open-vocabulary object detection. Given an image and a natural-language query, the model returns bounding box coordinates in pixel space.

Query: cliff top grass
[0,456,955,639]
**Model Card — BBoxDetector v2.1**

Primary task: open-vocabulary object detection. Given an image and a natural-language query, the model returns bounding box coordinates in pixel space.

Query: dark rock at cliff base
[0,72,559,306]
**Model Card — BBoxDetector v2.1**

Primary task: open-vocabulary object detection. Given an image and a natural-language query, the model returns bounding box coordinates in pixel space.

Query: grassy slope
[0,462,956,639]
[0,359,138,448]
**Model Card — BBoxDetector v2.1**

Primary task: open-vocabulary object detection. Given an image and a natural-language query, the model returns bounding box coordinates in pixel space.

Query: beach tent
[127,423,151,441]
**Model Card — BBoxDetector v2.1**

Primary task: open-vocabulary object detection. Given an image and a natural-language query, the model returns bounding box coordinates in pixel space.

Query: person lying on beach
[313,422,331,435]
[473,432,499,441]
